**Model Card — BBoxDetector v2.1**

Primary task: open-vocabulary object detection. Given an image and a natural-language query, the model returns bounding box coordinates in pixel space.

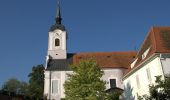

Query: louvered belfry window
[55,38,60,46]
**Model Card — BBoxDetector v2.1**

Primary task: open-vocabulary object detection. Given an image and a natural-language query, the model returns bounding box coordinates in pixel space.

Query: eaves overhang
[123,53,160,80]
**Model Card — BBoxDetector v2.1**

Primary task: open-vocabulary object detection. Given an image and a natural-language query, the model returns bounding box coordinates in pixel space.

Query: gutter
[49,71,51,100]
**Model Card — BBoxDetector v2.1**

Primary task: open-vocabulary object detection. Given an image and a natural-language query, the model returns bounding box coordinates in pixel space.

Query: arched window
[55,38,60,46]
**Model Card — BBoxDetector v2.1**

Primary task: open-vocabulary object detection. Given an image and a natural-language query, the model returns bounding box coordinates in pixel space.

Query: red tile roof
[124,27,170,77]
[72,51,137,69]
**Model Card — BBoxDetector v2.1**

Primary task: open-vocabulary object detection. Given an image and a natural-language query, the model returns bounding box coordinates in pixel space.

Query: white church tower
[47,2,67,60]
[44,1,68,99]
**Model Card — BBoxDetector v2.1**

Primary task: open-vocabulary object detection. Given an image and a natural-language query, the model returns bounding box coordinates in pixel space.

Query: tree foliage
[149,75,170,99]
[106,89,123,100]
[138,75,170,100]
[64,60,106,100]
[28,64,44,99]
[19,81,29,96]
[1,64,44,99]
[1,78,28,95]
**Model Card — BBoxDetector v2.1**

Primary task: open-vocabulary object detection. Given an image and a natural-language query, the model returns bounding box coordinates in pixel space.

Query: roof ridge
[151,27,157,53]
[135,27,152,57]
[74,51,137,54]
[152,26,170,29]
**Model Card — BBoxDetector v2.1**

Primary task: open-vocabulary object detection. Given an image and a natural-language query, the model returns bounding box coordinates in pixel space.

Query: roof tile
[73,52,136,69]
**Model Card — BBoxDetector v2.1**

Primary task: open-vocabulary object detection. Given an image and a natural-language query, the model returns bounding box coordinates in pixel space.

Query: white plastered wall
[123,56,164,99]
[44,70,72,100]
[44,68,125,99]
[102,68,125,89]
[160,54,170,75]
[48,29,67,59]
[44,71,62,100]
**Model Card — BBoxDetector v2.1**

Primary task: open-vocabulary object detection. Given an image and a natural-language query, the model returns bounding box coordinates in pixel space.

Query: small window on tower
[55,38,60,46]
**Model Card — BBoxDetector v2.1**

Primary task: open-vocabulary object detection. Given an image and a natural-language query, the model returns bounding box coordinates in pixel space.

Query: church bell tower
[47,2,67,60]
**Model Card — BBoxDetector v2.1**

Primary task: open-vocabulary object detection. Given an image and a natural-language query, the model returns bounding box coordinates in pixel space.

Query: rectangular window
[136,75,140,89]
[110,79,116,88]
[128,80,131,86]
[146,68,151,83]
[52,80,58,94]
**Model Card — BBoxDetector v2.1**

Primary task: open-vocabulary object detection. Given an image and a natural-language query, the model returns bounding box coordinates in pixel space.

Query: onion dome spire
[50,0,65,31]
[56,0,62,24]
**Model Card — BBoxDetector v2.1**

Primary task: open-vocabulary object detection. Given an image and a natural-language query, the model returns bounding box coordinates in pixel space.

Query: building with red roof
[44,3,170,100]
[123,27,170,99]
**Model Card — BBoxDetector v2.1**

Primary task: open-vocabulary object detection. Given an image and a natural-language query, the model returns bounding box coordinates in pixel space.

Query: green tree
[1,78,28,96]
[138,75,170,100]
[149,75,170,99]
[28,64,44,99]
[106,89,123,100]
[64,60,106,100]
[19,81,29,95]
[2,78,21,93]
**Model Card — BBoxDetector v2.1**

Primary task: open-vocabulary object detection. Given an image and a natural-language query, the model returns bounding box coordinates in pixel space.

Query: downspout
[49,71,51,100]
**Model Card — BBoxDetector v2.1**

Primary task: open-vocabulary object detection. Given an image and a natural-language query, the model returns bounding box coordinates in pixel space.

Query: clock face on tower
[56,33,60,36]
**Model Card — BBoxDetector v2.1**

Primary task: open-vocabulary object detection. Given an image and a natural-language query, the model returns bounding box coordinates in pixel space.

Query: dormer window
[55,38,60,46]
[142,47,151,59]
[131,58,138,68]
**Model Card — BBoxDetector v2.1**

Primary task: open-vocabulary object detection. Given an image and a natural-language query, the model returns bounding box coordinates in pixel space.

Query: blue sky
[0,0,170,86]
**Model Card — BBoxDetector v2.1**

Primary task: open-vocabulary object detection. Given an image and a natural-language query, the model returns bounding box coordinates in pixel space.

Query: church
[44,3,170,100]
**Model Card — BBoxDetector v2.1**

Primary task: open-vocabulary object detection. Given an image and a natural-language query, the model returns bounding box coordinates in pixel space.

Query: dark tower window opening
[55,38,60,46]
